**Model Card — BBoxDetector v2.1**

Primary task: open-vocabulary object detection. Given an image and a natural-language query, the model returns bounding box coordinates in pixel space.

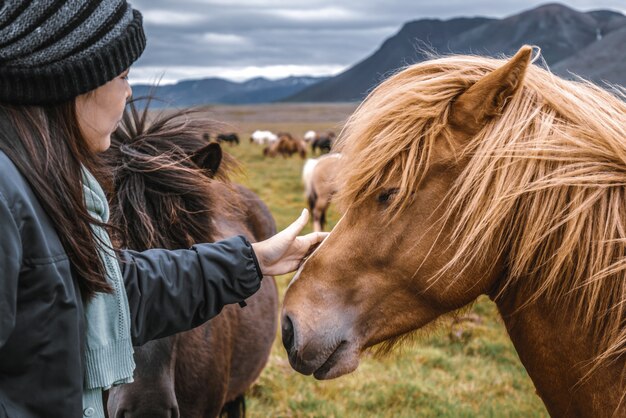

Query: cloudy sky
[128,0,626,84]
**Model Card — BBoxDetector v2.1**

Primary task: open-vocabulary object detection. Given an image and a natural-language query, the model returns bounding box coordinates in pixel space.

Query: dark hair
[0,101,113,299]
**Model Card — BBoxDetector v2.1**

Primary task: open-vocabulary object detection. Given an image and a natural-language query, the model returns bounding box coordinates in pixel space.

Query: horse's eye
[377,188,399,204]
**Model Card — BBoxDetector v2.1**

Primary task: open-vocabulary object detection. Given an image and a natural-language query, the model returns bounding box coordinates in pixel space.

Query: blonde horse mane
[335,52,626,372]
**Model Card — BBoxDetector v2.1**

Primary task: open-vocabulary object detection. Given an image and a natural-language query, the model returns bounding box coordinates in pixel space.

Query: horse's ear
[449,45,532,135]
[192,142,222,176]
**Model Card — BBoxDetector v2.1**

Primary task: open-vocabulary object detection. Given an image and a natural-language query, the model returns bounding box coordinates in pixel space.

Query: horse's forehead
[288,215,344,290]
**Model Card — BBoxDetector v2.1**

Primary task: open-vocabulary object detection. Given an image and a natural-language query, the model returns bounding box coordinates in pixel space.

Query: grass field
[198,103,549,418]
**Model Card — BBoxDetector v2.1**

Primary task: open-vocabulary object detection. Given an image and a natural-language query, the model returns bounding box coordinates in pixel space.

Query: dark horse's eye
[377,188,399,204]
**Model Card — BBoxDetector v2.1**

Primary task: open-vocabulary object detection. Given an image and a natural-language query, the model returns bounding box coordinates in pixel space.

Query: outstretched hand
[252,209,329,276]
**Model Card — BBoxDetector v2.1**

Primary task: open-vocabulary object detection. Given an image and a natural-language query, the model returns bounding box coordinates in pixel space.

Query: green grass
[210,105,548,418]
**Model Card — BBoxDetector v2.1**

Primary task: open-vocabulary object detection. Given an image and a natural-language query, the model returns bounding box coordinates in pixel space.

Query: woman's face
[75,69,132,153]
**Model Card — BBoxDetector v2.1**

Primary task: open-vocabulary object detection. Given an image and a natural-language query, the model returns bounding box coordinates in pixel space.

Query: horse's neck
[207,183,251,240]
[494,291,625,417]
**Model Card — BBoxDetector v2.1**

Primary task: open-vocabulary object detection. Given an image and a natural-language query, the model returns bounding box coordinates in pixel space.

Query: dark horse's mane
[104,100,258,417]
[103,100,240,251]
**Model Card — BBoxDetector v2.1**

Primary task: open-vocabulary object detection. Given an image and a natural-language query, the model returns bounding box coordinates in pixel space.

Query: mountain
[219,77,326,104]
[131,76,327,107]
[285,3,626,103]
[446,3,613,63]
[552,25,626,85]
[284,17,494,102]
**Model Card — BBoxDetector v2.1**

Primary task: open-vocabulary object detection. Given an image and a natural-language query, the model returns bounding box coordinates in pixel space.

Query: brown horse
[302,154,342,232]
[264,133,306,159]
[282,46,626,417]
[103,103,278,418]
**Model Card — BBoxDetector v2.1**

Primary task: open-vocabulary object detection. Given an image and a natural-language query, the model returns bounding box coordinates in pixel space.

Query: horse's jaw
[312,340,361,380]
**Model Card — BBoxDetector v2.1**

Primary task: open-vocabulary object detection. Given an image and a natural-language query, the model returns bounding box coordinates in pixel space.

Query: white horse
[250,130,278,145]
[302,158,319,198]
[303,130,317,143]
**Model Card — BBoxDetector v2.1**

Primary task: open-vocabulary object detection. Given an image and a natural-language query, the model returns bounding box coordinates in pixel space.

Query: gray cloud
[128,0,626,82]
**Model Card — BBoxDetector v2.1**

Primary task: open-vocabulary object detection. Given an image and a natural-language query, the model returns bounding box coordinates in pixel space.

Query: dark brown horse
[103,102,278,418]
[311,131,335,155]
[216,132,240,146]
[282,46,626,416]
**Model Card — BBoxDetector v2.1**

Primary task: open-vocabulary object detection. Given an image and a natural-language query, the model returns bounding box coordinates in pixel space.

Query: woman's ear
[449,45,532,136]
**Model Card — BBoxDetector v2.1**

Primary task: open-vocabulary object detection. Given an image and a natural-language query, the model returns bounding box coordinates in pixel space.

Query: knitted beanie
[0,0,146,105]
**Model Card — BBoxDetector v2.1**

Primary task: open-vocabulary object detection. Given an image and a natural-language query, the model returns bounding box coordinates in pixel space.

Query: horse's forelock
[106,103,237,250]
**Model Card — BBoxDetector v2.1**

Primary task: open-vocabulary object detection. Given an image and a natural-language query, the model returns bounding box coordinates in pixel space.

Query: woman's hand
[252,209,329,276]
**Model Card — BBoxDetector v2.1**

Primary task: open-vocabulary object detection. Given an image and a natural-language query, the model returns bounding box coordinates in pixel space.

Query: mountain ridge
[130,75,328,107]
[286,2,626,102]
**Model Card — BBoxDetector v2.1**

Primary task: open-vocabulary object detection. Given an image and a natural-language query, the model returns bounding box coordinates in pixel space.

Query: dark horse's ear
[449,45,532,135]
[192,142,222,176]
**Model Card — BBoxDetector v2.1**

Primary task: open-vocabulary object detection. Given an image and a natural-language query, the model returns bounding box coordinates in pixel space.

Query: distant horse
[104,103,278,418]
[303,130,317,143]
[311,131,335,154]
[250,130,278,145]
[282,46,626,417]
[302,154,341,232]
[264,134,306,159]
[217,132,240,146]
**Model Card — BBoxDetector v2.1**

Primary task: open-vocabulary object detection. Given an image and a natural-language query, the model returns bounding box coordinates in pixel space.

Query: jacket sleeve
[119,235,263,346]
[0,193,22,349]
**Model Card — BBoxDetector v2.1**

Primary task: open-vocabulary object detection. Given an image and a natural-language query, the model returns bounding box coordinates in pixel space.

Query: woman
[0,1,327,417]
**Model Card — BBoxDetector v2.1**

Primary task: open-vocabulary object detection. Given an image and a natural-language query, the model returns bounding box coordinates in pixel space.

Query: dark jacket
[0,151,263,418]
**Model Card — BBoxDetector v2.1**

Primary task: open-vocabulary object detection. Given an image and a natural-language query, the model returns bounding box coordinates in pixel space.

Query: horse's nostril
[282,314,295,353]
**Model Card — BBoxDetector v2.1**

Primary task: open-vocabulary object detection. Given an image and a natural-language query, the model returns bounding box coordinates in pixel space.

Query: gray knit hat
[0,0,146,105]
